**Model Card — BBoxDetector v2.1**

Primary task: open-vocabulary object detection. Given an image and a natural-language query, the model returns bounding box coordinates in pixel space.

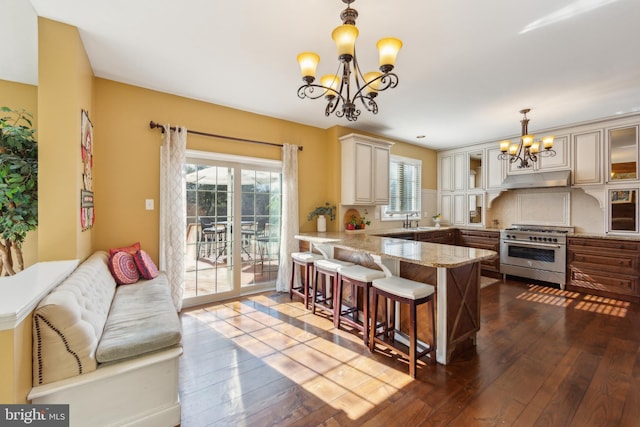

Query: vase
[433,218,441,228]
[317,215,327,232]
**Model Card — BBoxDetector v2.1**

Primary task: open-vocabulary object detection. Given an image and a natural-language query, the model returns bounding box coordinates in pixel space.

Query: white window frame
[382,155,422,221]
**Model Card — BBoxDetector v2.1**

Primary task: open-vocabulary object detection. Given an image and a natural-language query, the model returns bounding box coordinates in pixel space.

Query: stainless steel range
[500,224,574,288]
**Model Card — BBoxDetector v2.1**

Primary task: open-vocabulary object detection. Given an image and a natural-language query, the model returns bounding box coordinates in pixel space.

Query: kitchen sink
[402,226,442,231]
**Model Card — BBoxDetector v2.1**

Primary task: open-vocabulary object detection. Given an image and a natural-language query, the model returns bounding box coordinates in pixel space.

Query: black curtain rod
[149,121,303,151]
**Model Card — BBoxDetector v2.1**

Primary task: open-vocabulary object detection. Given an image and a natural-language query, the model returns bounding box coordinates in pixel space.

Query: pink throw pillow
[135,250,159,280]
[109,242,141,257]
[109,251,140,285]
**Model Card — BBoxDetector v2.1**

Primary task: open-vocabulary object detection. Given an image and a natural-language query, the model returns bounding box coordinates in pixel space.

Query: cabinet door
[439,193,452,225]
[373,145,390,204]
[440,155,453,191]
[572,130,603,185]
[486,147,506,189]
[453,194,466,225]
[538,135,569,170]
[454,153,466,191]
[608,125,638,182]
[354,142,373,203]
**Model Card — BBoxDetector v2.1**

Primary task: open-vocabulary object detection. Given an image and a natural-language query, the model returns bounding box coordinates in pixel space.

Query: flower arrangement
[432,213,442,220]
[308,202,336,221]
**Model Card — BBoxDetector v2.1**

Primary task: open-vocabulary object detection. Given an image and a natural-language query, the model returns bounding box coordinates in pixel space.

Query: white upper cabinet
[340,134,393,205]
[453,153,467,191]
[439,152,467,192]
[439,154,453,191]
[486,146,506,189]
[538,135,570,171]
[607,125,639,183]
[572,130,603,186]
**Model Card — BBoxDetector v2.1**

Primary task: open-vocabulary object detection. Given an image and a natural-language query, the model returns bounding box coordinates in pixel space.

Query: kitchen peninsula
[295,231,497,364]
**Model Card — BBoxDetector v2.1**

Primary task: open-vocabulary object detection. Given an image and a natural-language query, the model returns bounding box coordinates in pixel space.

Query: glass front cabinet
[608,187,638,234]
[606,125,639,234]
[608,125,638,182]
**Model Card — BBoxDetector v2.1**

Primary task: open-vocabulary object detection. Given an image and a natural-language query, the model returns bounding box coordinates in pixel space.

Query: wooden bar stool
[312,258,354,318]
[290,252,325,309]
[369,275,436,378]
[335,265,385,345]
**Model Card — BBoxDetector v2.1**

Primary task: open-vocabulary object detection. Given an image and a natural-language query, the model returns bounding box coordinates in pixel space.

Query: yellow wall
[0,79,39,270]
[93,79,437,257]
[93,79,337,260]
[0,315,33,404]
[37,17,94,262]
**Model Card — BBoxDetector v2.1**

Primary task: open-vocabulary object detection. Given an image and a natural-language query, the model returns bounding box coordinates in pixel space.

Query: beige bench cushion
[33,252,116,385]
[96,273,181,363]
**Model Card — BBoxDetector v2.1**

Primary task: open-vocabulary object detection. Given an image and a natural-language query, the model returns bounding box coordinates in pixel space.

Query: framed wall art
[81,109,95,231]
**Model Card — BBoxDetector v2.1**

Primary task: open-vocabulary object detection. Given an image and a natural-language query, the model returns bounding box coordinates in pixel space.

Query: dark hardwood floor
[178,278,640,426]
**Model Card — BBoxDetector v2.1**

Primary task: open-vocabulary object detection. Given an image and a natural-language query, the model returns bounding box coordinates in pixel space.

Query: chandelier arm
[297,83,339,100]
[352,72,399,101]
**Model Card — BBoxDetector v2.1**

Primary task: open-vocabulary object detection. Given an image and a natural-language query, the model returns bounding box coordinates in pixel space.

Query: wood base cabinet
[567,237,640,302]
[415,229,456,244]
[457,229,500,277]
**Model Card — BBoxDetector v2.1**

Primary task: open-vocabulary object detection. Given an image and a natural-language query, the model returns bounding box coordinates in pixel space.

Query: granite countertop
[568,232,640,241]
[295,232,497,268]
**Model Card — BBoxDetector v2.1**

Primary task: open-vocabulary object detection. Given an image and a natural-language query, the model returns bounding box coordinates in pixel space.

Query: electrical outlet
[145,199,154,210]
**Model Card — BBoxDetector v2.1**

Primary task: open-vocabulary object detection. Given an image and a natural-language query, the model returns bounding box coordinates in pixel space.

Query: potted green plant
[0,107,38,275]
[307,202,336,232]
[346,214,358,230]
[358,216,371,230]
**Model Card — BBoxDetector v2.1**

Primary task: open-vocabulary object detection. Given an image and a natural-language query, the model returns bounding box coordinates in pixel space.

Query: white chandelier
[296,0,402,122]
[498,108,556,169]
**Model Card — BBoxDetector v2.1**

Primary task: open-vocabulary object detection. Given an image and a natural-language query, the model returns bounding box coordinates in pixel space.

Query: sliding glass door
[183,152,282,307]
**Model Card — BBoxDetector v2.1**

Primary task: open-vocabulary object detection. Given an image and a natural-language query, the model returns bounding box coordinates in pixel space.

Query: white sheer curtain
[276,144,300,292]
[159,125,187,311]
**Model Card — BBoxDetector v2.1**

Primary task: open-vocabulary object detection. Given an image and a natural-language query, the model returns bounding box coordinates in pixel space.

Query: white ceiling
[5,0,640,150]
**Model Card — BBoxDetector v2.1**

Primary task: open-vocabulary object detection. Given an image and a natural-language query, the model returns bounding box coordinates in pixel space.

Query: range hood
[502,170,571,189]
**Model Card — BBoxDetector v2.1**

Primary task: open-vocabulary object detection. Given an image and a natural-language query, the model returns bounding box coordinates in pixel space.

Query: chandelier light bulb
[332,24,359,61]
[499,140,511,153]
[363,71,382,94]
[522,135,534,148]
[543,135,554,150]
[530,141,540,154]
[320,74,340,98]
[297,52,320,83]
[377,37,403,72]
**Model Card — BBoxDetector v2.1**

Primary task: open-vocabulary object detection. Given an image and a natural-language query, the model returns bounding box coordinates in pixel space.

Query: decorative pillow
[108,251,140,285]
[109,242,141,257]
[134,250,159,280]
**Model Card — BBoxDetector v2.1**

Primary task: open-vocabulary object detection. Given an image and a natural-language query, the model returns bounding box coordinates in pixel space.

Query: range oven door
[500,239,567,286]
